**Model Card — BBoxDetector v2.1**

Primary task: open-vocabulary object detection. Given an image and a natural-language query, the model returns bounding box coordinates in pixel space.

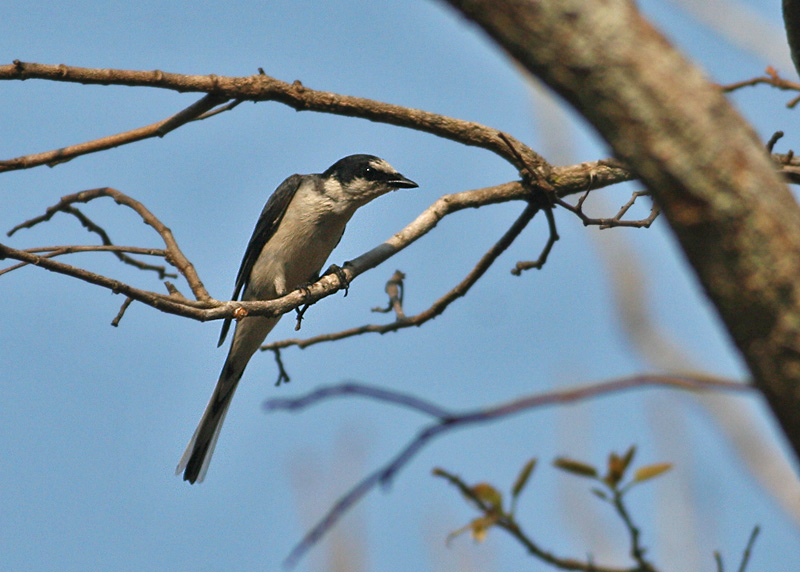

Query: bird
[176,154,418,483]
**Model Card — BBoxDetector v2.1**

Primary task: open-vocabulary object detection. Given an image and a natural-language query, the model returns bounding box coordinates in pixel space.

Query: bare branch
[0,242,210,316]
[0,60,546,174]
[111,297,134,327]
[263,200,539,351]
[267,374,750,568]
[511,205,559,275]
[9,204,177,279]
[0,245,170,277]
[556,190,660,230]
[271,348,291,387]
[0,93,233,172]
[8,187,210,300]
[720,68,800,107]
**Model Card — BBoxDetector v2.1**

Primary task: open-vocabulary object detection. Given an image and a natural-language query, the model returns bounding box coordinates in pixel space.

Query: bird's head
[321,154,418,207]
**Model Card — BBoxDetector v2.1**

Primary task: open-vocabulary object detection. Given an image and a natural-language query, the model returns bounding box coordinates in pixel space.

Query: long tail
[177,315,279,483]
[176,364,240,483]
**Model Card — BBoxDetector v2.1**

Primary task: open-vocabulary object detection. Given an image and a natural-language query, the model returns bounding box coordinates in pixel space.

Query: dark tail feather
[179,314,280,483]
[176,365,241,484]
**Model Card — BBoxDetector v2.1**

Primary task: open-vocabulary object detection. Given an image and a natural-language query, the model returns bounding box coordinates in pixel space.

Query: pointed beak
[389,174,418,189]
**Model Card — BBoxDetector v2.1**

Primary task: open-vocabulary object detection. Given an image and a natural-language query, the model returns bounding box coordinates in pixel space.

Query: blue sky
[2,1,800,570]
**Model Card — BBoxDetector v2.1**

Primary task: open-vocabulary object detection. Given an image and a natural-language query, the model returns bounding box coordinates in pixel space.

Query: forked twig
[266,374,750,568]
[8,187,210,300]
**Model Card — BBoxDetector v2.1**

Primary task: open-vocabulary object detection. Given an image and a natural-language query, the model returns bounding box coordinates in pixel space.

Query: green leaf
[605,445,637,488]
[512,458,537,499]
[633,462,672,483]
[471,482,503,511]
[621,445,636,471]
[553,457,599,478]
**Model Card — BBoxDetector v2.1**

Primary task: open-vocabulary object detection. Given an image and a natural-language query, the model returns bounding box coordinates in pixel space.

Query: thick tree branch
[444,0,800,467]
[784,0,800,78]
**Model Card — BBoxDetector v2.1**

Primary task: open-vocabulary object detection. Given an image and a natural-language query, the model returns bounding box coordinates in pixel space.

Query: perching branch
[262,199,540,351]
[266,374,750,567]
[1,156,635,329]
[261,183,660,351]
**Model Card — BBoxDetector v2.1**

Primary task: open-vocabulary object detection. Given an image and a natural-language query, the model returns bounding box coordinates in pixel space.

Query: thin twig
[266,374,750,567]
[111,297,134,327]
[611,489,657,572]
[10,205,177,279]
[736,526,760,572]
[766,131,784,153]
[555,190,660,229]
[719,70,800,108]
[271,348,291,386]
[511,205,559,275]
[0,245,170,277]
[434,468,633,572]
[154,94,229,137]
[715,551,724,572]
[9,187,210,300]
[0,93,233,172]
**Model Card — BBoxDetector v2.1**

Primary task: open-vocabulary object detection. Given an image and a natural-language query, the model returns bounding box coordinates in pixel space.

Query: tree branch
[8,187,210,300]
[0,60,546,175]
[267,374,750,567]
[444,0,800,467]
[263,200,540,351]
[0,93,232,172]
[9,204,177,279]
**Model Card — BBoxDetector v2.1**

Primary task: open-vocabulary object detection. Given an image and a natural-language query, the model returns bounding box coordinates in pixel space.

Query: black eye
[362,166,375,178]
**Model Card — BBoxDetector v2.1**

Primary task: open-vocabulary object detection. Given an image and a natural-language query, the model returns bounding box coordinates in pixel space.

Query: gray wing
[217,174,303,347]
